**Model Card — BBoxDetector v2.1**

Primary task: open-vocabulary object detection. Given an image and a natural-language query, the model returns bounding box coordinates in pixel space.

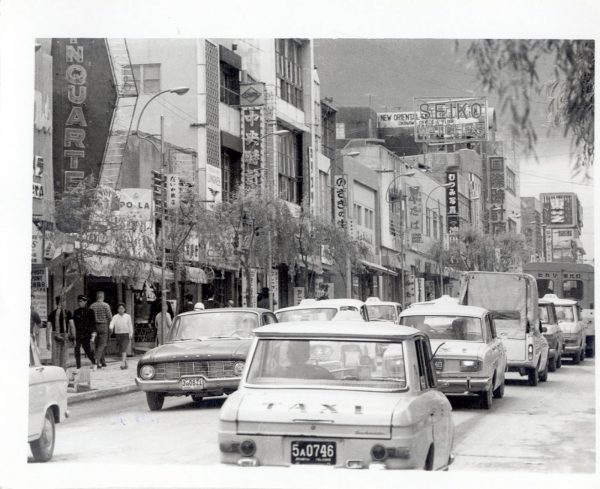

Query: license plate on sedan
[291,441,336,465]
[181,377,205,389]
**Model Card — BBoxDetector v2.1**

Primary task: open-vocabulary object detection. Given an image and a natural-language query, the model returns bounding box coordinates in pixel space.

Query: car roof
[541,294,578,306]
[178,308,269,317]
[276,299,365,313]
[254,320,421,339]
[365,300,402,307]
[400,303,487,318]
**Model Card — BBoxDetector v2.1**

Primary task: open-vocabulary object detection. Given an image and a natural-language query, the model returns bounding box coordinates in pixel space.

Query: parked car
[459,272,549,386]
[218,320,454,470]
[28,336,68,462]
[542,294,586,364]
[538,298,564,371]
[136,308,277,411]
[400,302,507,409]
[275,299,369,323]
[365,297,403,323]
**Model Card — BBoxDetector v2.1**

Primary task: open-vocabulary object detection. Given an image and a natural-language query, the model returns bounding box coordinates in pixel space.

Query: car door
[484,314,502,386]
[28,338,47,439]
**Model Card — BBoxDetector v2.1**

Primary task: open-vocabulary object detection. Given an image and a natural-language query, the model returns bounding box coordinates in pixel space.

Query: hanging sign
[166,174,180,210]
[334,174,348,228]
[32,224,44,264]
[408,186,422,244]
[446,172,459,234]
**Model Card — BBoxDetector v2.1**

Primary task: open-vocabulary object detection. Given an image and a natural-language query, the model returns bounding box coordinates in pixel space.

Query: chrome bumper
[437,376,492,394]
[135,376,240,394]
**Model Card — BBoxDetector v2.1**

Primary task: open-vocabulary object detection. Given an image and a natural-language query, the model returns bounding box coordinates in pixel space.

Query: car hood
[558,321,582,335]
[235,388,413,439]
[141,339,252,363]
[429,339,486,359]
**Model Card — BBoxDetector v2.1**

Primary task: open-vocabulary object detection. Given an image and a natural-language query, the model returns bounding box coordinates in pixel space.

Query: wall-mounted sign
[414,97,488,145]
[33,156,44,177]
[377,111,419,128]
[488,156,505,208]
[52,39,116,198]
[545,228,553,261]
[541,193,575,227]
[334,174,348,228]
[241,107,266,183]
[446,172,459,234]
[407,186,422,244]
[32,182,44,199]
[240,82,265,106]
[119,188,152,221]
[32,224,44,265]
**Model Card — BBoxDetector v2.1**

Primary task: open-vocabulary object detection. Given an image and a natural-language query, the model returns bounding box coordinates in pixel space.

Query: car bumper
[562,344,582,354]
[506,360,536,373]
[436,376,492,395]
[136,377,240,395]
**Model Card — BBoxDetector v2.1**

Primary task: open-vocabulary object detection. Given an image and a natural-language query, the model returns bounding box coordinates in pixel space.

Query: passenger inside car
[283,341,334,380]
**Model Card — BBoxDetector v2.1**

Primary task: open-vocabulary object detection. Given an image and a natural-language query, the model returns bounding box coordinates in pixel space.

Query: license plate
[181,377,205,389]
[291,441,336,465]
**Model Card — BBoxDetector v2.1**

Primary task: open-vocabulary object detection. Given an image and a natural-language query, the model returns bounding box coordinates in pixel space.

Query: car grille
[153,361,239,380]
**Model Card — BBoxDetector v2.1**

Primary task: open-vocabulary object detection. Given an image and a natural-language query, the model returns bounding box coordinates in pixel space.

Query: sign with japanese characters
[166,174,180,210]
[414,97,488,145]
[241,106,266,169]
[446,172,459,233]
[488,156,505,209]
[407,185,422,244]
[32,223,44,264]
[334,175,348,228]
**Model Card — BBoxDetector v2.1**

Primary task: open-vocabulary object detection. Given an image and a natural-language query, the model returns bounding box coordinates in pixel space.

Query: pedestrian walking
[47,296,74,369]
[109,303,134,369]
[154,308,173,345]
[30,295,42,347]
[90,290,112,369]
[72,295,96,369]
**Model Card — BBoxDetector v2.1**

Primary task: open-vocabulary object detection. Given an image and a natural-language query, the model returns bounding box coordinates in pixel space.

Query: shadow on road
[162,395,227,412]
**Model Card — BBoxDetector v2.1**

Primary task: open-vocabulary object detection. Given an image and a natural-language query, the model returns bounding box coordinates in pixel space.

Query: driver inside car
[283,341,334,380]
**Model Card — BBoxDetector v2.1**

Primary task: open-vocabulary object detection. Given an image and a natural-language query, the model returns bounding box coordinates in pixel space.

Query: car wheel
[548,355,557,372]
[423,445,434,471]
[572,353,580,365]
[30,409,55,463]
[556,351,562,369]
[579,348,586,362]
[528,368,538,386]
[493,376,505,399]
[146,392,165,411]
[538,359,548,382]
[191,395,203,403]
[480,387,493,409]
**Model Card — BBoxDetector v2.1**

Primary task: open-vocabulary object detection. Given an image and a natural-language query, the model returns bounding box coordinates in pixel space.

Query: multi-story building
[539,192,585,262]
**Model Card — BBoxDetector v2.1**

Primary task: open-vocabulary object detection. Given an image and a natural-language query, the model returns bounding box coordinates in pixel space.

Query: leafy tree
[466,39,594,178]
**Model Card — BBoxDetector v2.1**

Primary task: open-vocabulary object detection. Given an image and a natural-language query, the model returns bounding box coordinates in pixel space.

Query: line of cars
[131,273,591,470]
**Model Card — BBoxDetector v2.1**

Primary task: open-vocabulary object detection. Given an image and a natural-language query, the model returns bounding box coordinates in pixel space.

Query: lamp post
[135,87,189,345]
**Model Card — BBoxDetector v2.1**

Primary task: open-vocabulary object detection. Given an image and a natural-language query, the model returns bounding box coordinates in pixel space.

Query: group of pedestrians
[34,290,134,371]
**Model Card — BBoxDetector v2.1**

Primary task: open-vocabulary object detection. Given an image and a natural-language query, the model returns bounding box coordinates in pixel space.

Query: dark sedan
[136,308,277,410]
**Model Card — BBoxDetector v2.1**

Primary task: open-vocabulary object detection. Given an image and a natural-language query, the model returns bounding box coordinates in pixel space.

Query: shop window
[537,279,555,297]
[132,64,161,94]
[275,39,304,110]
[563,280,584,300]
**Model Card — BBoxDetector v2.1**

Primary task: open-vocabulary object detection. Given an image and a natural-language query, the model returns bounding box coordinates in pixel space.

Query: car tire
[493,376,505,399]
[548,355,557,372]
[538,359,548,382]
[572,353,580,365]
[528,368,538,386]
[30,409,55,463]
[480,387,493,409]
[423,445,434,471]
[146,392,165,411]
[579,348,585,362]
[556,351,562,369]
[191,395,203,403]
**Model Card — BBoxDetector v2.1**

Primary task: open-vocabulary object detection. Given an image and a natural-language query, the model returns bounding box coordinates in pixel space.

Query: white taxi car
[218,321,454,470]
[365,297,403,323]
[28,337,68,462]
[542,294,586,363]
[400,301,507,409]
[275,299,369,323]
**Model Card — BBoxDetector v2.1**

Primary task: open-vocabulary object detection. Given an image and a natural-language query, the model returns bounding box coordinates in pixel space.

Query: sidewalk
[39,343,140,404]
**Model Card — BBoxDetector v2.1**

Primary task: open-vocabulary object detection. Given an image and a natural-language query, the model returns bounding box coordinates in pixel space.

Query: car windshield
[490,311,524,340]
[276,308,338,323]
[400,315,483,341]
[539,305,553,324]
[555,305,575,322]
[246,339,407,391]
[367,305,397,321]
[169,312,258,341]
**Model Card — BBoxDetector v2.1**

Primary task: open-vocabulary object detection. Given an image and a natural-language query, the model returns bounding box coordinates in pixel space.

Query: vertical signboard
[32,224,44,265]
[166,174,180,210]
[334,175,348,228]
[52,39,117,198]
[446,172,459,234]
[488,157,505,211]
[545,228,553,262]
[31,266,48,321]
[408,186,422,244]
[541,193,576,227]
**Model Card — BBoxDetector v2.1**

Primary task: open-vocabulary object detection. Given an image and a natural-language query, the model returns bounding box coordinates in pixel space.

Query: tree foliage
[466,39,594,178]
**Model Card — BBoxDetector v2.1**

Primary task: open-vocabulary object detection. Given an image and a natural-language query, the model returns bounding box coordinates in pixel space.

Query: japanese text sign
[166,174,180,210]
[334,175,348,229]
[241,107,265,168]
[408,185,422,244]
[446,172,459,234]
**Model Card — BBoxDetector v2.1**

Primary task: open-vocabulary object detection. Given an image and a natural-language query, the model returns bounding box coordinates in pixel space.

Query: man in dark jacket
[72,295,97,369]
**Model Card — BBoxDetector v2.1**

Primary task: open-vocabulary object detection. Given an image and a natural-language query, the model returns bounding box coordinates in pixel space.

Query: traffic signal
[151,170,165,213]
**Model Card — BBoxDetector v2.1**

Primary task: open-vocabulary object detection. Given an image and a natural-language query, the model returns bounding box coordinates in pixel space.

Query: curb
[68,384,139,404]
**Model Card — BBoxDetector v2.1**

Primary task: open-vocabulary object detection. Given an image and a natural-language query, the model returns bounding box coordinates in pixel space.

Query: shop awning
[360,259,399,276]
[84,255,174,282]
[185,266,208,284]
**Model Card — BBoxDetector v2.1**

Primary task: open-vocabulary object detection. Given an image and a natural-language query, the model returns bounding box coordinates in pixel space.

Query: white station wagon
[400,301,507,409]
[218,320,454,470]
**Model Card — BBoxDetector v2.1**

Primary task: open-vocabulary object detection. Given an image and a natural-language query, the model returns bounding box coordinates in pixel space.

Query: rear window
[367,305,397,322]
[491,310,524,340]
[276,308,338,323]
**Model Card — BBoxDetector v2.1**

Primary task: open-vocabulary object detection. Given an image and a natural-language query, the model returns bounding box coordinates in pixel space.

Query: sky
[314,39,594,261]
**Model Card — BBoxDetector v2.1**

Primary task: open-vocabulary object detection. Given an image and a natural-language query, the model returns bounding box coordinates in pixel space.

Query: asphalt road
[43,358,595,472]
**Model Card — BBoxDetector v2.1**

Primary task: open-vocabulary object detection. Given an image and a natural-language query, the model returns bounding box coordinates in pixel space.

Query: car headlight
[139,365,156,380]
[234,362,245,376]
[459,359,482,372]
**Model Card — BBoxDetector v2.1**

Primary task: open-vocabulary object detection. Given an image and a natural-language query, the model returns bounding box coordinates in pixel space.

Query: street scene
[24,34,595,477]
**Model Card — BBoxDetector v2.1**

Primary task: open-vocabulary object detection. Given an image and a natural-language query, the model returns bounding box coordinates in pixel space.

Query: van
[459,271,549,386]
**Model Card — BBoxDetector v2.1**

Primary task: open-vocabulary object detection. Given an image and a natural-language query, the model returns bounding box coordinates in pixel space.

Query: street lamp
[135,86,189,345]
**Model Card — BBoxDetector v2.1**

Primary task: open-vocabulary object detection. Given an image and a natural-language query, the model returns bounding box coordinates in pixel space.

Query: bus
[523,262,594,357]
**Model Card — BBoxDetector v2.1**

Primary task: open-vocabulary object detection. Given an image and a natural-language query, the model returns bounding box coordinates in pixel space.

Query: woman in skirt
[109,303,134,369]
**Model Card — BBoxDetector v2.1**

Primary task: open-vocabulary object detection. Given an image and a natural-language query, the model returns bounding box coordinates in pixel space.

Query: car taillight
[528,344,534,361]
[459,359,481,372]
[371,444,387,461]
[239,439,256,456]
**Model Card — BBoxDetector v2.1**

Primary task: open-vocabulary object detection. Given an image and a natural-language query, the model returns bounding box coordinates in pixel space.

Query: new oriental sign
[414,97,488,145]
